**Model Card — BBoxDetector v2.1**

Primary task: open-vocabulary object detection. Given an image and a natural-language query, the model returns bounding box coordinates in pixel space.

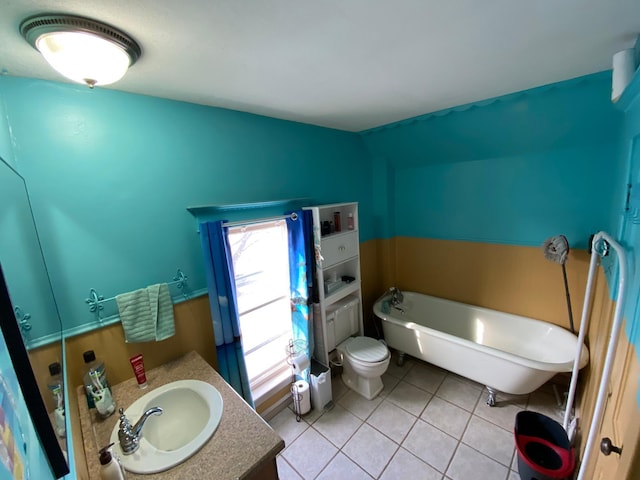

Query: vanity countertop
[77,351,284,479]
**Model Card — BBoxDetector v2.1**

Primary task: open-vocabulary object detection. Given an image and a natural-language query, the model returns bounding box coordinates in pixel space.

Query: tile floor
[268,352,566,480]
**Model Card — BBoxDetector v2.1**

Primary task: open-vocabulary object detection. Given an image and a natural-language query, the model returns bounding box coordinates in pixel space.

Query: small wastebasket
[514,411,575,480]
[309,360,332,412]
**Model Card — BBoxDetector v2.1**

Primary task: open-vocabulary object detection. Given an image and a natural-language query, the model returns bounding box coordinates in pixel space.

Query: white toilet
[336,336,390,400]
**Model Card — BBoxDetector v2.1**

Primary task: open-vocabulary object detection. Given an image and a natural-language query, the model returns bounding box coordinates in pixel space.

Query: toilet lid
[346,337,388,363]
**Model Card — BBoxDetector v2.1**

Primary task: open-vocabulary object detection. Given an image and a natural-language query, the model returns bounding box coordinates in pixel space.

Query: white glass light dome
[20,15,141,88]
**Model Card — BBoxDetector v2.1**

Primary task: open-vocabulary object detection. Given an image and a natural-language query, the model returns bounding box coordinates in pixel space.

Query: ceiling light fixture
[20,14,141,89]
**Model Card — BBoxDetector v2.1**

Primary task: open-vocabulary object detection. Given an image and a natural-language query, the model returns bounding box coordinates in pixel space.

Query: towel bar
[85,269,189,318]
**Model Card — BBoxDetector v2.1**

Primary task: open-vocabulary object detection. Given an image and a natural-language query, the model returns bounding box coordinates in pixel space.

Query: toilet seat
[345,337,389,363]
[337,336,390,400]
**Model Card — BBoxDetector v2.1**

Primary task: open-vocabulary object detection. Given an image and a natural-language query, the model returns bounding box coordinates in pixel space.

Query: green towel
[116,284,175,343]
[151,283,176,341]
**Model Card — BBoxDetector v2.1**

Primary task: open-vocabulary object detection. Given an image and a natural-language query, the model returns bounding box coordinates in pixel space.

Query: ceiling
[1,1,639,132]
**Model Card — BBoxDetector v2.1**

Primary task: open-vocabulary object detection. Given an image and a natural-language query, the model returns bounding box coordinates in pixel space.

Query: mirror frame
[0,264,69,477]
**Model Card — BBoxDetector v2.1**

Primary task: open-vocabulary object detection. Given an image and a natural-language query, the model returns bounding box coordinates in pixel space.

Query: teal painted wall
[363,69,640,407]
[0,92,15,169]
[615,71,640,405]
[1,71,634,369]
[0,76,373,333]
[361,73,625,248]
[0,159,63,344]
[392,142,621,248]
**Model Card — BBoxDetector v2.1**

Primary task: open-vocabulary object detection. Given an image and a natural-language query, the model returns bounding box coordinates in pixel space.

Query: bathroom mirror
[0,157,69,477]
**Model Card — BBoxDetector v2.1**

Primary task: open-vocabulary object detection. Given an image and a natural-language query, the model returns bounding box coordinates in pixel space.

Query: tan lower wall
[56,236,640,478]
[360,238,396,336]
[359,237,640,477]
[65,295,216,390]
[66,294,215,478]
[66,236,584,391]
[574,268,640,478]
[576,267,615,447]
[34,236,640,478]
[27,342,64,413]
[362,236,590,329]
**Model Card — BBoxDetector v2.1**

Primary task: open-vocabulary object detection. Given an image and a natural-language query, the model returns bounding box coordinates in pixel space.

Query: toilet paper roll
[291,380,311,415]
[291,352,310,375]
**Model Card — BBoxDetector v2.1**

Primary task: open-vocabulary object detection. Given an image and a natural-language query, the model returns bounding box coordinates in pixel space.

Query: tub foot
[486,387,497,407]
[397,352,406,367]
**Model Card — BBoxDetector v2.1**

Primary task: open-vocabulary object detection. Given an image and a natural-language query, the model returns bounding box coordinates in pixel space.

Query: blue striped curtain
[286,210,313,380]
[199,221,253,406]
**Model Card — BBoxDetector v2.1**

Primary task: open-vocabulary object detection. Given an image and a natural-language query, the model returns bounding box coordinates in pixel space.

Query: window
[228,220,293,406]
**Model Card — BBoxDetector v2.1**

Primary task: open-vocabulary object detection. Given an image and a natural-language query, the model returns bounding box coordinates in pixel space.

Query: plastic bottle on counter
[47,362,66,437]
[99,444,126,480]
[83,350,116,418]
[347,212,354,230]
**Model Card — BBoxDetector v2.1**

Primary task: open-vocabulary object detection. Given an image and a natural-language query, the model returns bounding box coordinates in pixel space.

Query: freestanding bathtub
[374,291,589,406]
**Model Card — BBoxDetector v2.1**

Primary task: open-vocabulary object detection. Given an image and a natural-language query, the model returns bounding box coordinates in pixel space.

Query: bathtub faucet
[388,287,404,306]
[388,287,405,314]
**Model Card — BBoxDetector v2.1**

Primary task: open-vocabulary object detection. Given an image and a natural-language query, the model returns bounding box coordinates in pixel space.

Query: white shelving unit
[304,202,364,367]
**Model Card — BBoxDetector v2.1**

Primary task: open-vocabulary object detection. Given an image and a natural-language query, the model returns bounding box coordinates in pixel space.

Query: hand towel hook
[85,288,105,321]
[14,305,32,344]
[173,269,188,298]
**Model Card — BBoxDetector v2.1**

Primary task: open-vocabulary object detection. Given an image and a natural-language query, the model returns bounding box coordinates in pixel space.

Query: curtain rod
[222,212,298,228]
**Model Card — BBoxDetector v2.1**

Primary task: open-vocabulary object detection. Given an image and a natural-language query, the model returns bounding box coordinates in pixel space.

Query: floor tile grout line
[384,445,448,480]
[275,366,567,480]
[383,393,432,418]
[419,393,482,443]
[458,397,519,475]
[311,410,364,450]
[279,453,306,480]
[336,397,383,423]
[331,390,523,477]
[472,397,534,434]
[373,442,400,479]
[321,393,420,476]
[312,396,405,455]
[275,408,312,448]
[365,401,420,448]
[435,374,484,410]
[440,388,482,477]
[432,389,481,414]
[332,374,511,474]
[458,439,516,470]
[462,392,521,470]
[311,448,341,480]
[401,368,447,392]
[335,422,400,479]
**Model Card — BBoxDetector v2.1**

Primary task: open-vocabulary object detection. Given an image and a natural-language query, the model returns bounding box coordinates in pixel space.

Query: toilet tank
[325,297,360,351]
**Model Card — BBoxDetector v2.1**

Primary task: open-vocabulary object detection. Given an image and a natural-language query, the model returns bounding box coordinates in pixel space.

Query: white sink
[110,379,223,474]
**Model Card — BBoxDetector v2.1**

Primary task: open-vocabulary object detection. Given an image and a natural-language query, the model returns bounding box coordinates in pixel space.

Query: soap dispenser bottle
[99,444,126,480]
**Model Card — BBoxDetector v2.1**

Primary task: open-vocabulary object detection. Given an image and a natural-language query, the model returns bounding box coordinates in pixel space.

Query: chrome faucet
[388,287,405,314]
[389,287,404,306]
[117,406,163,455]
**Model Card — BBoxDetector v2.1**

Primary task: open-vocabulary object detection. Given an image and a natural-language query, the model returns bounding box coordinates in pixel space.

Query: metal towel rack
[85,269,189,321]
